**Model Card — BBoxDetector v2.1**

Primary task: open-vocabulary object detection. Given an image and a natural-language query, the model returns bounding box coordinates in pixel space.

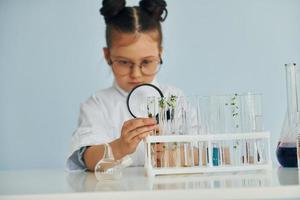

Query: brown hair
[100,0,168,48]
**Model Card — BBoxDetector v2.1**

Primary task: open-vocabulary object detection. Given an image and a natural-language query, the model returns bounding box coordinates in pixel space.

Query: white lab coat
[66,79,183,171]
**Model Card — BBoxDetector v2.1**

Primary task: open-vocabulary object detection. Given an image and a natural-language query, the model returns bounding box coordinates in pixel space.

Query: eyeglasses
[109,56,163,76]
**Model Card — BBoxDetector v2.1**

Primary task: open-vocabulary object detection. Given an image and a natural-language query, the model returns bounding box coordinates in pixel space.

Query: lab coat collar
[113,78,160,98]
[113,81,128,98]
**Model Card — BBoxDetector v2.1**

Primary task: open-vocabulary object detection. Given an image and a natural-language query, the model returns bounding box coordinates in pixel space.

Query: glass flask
[277,63,299,167]
[94,144,122,181]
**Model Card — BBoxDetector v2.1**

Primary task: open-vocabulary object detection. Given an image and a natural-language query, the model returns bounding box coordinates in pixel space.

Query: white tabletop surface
[0,167,300,200]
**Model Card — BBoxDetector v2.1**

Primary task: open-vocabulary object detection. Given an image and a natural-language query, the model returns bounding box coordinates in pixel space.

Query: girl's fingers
[137,131,152,140]
[131,134,144,147]
[120,118,157,154]
[122,118,157,134]
[127,124,158,140]
[130,130,153,147]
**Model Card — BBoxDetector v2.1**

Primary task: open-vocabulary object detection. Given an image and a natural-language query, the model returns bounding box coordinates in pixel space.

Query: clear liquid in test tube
[169,142,178,167]
[198,142,203,167]
[183,143,189,167]
[162,143,169,168]
[233,140,241,166]
[222,141,231,165]
[190,142,195,167]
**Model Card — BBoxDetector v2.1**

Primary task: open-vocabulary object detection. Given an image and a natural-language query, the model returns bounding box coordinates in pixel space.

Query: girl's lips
[129,82,143,85]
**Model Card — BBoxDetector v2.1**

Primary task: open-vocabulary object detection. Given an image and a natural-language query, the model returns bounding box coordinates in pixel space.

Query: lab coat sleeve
[66,95,114,172]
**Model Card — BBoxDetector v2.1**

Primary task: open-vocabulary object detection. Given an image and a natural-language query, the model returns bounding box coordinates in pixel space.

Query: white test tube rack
[144,131,272,177]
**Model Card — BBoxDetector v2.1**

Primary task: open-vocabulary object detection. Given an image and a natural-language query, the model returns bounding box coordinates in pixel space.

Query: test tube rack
[144,131,272,177]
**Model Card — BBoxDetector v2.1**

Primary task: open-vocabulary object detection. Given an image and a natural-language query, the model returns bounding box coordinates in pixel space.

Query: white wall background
[0,0,300,170]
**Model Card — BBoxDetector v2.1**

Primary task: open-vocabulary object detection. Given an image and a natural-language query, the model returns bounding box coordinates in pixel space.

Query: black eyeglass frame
[108,56,163,76]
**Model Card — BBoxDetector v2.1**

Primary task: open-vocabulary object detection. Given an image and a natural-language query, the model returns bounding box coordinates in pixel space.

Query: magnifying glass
[126,83,164,119]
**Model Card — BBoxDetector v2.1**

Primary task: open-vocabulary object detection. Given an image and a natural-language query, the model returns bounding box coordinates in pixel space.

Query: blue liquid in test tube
[213,144,219,166]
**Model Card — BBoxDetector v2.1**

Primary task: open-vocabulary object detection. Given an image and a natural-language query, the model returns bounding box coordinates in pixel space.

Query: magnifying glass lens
[127,84,164,118]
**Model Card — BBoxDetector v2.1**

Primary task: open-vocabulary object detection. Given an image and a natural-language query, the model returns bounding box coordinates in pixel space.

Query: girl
[66,0,183,171]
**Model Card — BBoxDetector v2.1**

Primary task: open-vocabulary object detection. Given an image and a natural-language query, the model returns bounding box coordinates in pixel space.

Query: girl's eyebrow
[111,55,158,60]
[111,56,130,60]
[142,56,158,59]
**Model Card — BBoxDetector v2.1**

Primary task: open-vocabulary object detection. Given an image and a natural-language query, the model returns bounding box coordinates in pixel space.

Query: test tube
[157,97,166,168]
[253,139,258,164]
[190,141,195,167]
[254,112,263,164]
[176,97,186,167]
[244,140,250,164]
[256,139,265,164]
[199,142,208,167]
[198,142,203,167]
[173,141,180,167]
[148,141,155,168]
[183,143,189,167]
[220,143,225,165]
[212,143,219,166]
[218,143,223,166]
[158,97,167,135]
[169,142,178,167]
[188,96,199,167]
[203,143,209,166]
[250,140,255,164]
[222,141,231,165]
[233,140,241,166]
[147,96,157,168]
[162,143,169,167]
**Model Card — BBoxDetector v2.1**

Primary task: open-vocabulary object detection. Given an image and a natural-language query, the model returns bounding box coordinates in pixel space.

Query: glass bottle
[276,63,299,167]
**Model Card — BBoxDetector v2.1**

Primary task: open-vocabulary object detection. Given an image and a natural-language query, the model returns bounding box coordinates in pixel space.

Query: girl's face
[104,32,162,92]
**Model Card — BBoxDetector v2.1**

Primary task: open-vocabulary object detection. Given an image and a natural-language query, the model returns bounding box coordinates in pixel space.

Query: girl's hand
[118,118,157,156]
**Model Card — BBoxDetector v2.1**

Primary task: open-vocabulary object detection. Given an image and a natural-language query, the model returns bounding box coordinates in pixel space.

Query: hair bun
[139,0,168,22]
[100,0,126,23]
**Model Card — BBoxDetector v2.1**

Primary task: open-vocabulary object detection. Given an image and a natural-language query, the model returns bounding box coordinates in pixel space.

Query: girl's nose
[130,65,143,78]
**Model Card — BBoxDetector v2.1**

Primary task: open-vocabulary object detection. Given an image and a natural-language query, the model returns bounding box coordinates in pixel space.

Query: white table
[0,167,300,200]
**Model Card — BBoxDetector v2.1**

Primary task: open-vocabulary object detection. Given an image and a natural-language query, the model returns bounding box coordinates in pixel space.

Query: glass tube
[239,93,263,133]
[222,141,231,165]
[168,142,177,167]
[147,97,157,168]
[187,96,199,167]
[158,97,167,135]
[182,143,189,167]
[204,143,209,166]
[190,142,195,167]
[241,140,247,164]
[247,141,254,164]
[232,140,241,166]
[198,142,203,167]
[212,143,219,166]
[256,139,263,164]
[176,142,181,167]
[162,143,169,168]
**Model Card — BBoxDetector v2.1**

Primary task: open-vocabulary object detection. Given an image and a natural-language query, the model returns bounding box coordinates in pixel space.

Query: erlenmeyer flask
[94,144,122,181]
[276,63,299,167]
